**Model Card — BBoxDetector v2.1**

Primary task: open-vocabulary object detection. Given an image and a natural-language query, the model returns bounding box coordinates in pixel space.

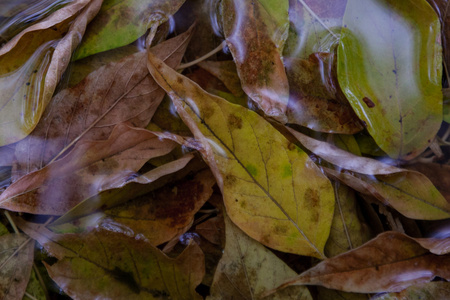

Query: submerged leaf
[198,60,244,97]
[0,233,34,300]
[12,28,192,181]
[147,52,335,258]
[17,220,205,300]
[289,128,450,220]
[373,282,450,300]
[0,0,102,146]
[0,124,177,215]
[338,0,442,159]
[274,232,450,293]
[209,214,312,299]
[285,53,363,134]
[74,0,186,60]
[221,0,290,120]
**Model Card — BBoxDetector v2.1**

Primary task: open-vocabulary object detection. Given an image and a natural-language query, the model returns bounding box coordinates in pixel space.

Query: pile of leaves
[1,0,450,299]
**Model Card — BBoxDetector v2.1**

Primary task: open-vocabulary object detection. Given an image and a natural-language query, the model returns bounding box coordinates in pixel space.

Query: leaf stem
[178,41,226,69]
[298,0,337,38]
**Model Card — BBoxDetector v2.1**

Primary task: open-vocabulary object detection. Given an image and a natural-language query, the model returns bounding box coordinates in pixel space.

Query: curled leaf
[147,52,335,258]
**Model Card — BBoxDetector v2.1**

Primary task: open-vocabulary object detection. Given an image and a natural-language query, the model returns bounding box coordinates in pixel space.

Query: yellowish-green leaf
[23,269,47,300]
[0,233,34,300]
[147,52,335,258]
[208,214,313,300]
[289,128,450,220]
[0,0,102,146]
[17,220,205,300]
[220,0,290,120]
[338,0,443,159]
[74,0,185,60]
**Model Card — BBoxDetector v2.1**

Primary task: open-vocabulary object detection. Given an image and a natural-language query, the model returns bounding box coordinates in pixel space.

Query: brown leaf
[0,0,103,146]
[0,233,34,300]
[221,0,290,121]
[285,53,363,134]
[12,26,193,181]
[197,60,245,97]
[372,282,450,300]
[61,169,216,246]
[196,216,225,246]
[0,124,177,215]
[274,231,450,294]
[16,220,205,300]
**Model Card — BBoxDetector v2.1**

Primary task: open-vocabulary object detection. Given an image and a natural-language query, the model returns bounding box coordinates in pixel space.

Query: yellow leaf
[147,52,335,258]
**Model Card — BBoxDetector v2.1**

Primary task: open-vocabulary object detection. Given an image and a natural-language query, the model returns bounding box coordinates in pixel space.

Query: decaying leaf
[74,0,186,60]
[16,220,205,300]
[0,0,103,146]
[338,0,443,159]
[289,128,450,220]
[0,233,34,300]
[0,124,177,215]
[209,214,313,299]
[285,53,363,134]
[273,231,450,294]
[147,52,335,258]
[12,27,193,181]
[220,0,290,121]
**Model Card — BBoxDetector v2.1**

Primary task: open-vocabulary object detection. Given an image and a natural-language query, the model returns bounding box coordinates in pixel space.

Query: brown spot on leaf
[228,114,243,129]
[363,97,375,108]
[304,188,320,223]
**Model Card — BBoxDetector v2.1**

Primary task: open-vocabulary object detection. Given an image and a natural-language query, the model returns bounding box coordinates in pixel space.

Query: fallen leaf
[12,27,193,181]
[0,233,34,300]
[196,216,225,246]
[284,0,347,58]
[406,162,450,201]
[208,214,313,300]
[285,53,363,134]
[289,128,450,220]
[220,0,290,120]
[16,220,205,300]
[325,182,372,258]
[51,154,199,225]
[198,60,245,97]
[23,268,47,300]
[0,123,177,215]
[372,282,450,300]
[147,52,335,258]
[337,0,443,159]
[53,169,216,246]
[74,0,186,60]
[0,0,103,146]
[274,231,450,294]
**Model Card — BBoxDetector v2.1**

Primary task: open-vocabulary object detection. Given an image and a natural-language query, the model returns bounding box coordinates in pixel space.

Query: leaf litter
[0,0,449,299]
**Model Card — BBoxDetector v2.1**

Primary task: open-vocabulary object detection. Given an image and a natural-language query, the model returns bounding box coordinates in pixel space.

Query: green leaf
[147,52,335,258]
[74,0,186,60]
[208,214,313,300]
[0,0,102,146]
[220,0,290,120]
[23,269,47,300]
[17,220,205,300]
[0,233,34,300]
[337,0,443,159]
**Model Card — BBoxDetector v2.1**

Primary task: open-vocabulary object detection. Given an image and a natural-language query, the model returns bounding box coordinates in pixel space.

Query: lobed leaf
[337,0,443,159]
[147,52,335,258]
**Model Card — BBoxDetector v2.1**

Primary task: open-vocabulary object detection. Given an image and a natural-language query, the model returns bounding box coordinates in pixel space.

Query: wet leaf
[220,0,290,120]
[52,154,198,225]
[12,28,192,180]
[208,214,313,300]
[274,231,450,294]
[23,268,47,300]
[53,169,216,246]
[284,0,346,58]
[147,52,335,258]
[289,128,450,220]
[0,124,177,215]
[74,0,186,60]
[285,53,363,134]
[0,0,102,146]
[0,233,34,300]
[325,183,372,258]
[17,220,205,300]
[406,162,450,202]
[338,0,443,159]
[198,60,245,97]
[373,282,450,300]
